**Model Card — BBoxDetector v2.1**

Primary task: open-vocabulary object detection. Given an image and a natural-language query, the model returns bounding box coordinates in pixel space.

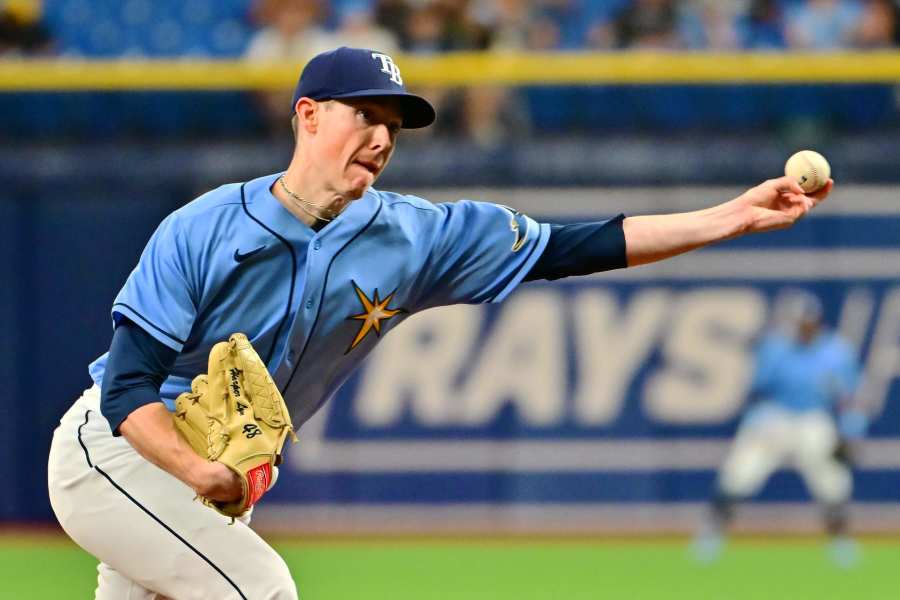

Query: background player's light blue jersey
[749,330,861,413]
[89,172,550,426]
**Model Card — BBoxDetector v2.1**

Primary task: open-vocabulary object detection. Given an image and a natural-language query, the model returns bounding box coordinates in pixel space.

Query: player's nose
[369,123,393,151]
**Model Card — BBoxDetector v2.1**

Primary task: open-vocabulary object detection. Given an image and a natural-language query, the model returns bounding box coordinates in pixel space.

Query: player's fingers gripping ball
[784,150,831,193]
[174,333,297,517]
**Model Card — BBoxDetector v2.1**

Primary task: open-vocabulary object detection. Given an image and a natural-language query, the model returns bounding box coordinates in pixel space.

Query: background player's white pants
[48,386,299,600]
[717,404,851,504]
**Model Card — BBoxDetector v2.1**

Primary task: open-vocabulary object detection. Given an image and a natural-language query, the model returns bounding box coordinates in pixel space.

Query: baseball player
[694,290,867,567]
[47,46,832,599]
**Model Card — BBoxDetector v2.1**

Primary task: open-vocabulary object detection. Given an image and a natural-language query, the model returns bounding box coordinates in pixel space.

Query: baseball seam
[802,153,820,191]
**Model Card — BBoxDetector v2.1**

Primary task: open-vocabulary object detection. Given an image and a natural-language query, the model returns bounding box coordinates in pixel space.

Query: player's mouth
[354,159,380,176]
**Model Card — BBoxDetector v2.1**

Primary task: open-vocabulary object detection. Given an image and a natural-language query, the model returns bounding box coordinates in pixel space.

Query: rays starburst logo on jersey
[345,281,407,354]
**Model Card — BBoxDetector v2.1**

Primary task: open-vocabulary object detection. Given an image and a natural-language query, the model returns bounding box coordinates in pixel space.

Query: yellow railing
[2,51,900,91]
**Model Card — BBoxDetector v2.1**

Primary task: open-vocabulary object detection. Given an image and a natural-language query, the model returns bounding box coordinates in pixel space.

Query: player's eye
[356,109,372,123]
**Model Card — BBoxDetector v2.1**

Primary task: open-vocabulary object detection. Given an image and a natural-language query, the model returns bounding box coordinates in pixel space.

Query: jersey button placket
[306,241,321,310]
[292,235,328,367]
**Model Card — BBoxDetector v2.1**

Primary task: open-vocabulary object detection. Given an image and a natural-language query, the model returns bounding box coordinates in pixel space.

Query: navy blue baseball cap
[292,47,436,129]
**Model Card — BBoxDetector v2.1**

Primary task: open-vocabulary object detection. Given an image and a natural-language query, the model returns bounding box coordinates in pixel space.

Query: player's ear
[295,97,319,135]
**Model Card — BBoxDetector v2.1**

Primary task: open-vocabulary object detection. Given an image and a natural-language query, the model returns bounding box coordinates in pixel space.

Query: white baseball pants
[48,386,299,600]
[717,403,851,504]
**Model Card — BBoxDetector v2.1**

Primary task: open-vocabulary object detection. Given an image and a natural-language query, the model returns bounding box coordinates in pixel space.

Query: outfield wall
[256,186,900,534]
[5,185,899,533]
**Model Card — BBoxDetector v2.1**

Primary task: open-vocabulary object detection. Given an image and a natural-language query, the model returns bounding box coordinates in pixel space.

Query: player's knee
[264,583,299,600]
[805,464,851,505]
[259,561,299,600]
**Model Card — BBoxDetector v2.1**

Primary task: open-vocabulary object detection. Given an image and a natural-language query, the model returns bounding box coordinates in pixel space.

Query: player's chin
[346,174,375,196]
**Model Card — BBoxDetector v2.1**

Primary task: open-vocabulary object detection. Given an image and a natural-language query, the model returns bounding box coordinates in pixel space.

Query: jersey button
[306,299,313,309]
[313,240,321,250]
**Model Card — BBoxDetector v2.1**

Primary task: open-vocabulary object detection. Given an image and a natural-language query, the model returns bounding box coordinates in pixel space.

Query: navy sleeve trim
[524,214,626,282]
[112,302,186,345]
[101,318,179,436]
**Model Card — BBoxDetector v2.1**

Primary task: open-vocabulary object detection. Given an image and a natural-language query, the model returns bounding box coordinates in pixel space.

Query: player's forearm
[622,199,748,267]
[119,402,217,494]
[121,403,242,501]
[525,216,626,282]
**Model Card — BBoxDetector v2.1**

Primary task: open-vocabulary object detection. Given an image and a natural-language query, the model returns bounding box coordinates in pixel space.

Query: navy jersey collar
[243,172,382,243]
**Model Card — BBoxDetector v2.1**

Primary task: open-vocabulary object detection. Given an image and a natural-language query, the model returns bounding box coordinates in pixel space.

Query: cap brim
[329,89,436,129]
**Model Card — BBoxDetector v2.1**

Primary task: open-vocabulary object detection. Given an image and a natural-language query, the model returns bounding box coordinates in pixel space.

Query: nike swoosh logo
[233,245,266,263]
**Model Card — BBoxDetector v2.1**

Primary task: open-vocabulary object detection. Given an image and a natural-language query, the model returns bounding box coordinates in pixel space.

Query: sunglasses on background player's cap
[291,46,436,129]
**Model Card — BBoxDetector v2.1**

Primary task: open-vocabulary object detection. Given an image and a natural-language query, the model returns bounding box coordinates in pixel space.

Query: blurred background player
[694,289,868,567]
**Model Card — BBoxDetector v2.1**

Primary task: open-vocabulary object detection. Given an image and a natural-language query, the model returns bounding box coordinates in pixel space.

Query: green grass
[4,535,899,599]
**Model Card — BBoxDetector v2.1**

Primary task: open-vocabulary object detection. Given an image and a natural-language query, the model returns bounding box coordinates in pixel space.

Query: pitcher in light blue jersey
[695,290,867,567]
[87,174,550,429]
[48,46,833,598]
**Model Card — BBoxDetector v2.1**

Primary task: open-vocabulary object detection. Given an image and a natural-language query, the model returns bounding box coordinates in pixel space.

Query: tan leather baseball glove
[173,333,297,518]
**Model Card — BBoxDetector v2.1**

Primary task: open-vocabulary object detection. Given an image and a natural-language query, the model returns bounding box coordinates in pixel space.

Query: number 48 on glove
[174,333,297,517]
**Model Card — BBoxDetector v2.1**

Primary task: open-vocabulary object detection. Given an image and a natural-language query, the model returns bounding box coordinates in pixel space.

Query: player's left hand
[199,462,244,503]
[734,176,833,234]
[173,333,297,518]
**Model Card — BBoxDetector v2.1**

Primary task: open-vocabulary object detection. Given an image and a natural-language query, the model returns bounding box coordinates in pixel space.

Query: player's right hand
[735,176,832,234]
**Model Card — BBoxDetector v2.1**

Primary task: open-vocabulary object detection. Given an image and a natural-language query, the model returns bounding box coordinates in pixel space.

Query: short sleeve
[111,214,197,352]
[416,200,550,309]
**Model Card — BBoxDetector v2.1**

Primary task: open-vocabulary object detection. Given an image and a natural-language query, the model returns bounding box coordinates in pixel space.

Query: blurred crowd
[4,0,898,59]
[242,0,900,141]
[2,0,899,143]
[244,0,900,58]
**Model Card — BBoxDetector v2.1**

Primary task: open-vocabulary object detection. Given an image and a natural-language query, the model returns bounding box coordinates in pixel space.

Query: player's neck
[273,169,348,228]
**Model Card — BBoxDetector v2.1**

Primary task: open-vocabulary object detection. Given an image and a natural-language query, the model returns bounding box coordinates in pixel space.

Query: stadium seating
[5,1,895,140]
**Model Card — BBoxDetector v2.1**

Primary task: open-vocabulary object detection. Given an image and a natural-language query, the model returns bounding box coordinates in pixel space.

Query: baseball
[784,150,831,193]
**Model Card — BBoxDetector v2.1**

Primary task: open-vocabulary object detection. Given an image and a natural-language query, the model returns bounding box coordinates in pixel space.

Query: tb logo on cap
[371,52,403,86]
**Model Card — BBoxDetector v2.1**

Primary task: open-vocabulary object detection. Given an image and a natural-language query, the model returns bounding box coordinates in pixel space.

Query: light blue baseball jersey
[89,172,550,426]
[749,330,861,413]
